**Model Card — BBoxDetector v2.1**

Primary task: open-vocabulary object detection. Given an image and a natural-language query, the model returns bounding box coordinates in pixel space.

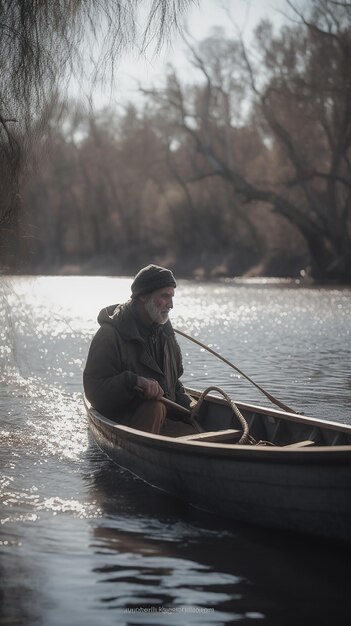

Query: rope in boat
[190,386,250,445]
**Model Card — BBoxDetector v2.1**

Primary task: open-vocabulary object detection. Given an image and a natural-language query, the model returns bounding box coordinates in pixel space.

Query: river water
[1,276,350,625]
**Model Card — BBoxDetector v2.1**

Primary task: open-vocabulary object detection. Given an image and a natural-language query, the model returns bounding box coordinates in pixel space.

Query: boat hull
[87,405,351,544]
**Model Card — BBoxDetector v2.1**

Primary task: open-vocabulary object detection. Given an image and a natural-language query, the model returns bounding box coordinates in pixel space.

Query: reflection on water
[86,454,350,625]
[1,276,350,625]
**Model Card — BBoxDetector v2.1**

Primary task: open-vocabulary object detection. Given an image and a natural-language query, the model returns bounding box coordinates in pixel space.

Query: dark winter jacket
[83,301,191,419]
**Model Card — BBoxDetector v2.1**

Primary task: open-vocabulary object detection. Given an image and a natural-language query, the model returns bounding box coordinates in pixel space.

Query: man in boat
[83,264,199,436]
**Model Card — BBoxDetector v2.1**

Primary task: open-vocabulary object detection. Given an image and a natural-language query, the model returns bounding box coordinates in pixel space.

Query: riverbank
[1,251,312,282]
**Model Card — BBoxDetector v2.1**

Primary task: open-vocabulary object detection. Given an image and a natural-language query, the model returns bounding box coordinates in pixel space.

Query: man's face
[144,286,174,325]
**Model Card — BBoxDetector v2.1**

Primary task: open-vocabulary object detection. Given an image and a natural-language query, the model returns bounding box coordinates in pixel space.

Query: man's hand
[136,377,164,400]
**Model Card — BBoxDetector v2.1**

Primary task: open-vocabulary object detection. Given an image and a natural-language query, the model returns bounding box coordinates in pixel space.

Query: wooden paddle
[135,385,190,415]
[134,385,202,431]
[159,395,192,416]
[174,328,298,414]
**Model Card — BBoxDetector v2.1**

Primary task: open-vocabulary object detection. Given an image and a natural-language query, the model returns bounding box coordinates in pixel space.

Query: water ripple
[1,276,350,626]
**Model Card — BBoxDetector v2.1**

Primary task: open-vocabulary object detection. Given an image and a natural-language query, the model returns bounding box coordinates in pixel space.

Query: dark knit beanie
[131,264,176,297]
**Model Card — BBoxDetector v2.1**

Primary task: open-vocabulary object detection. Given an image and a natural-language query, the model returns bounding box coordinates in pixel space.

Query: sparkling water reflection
[1,276,350,625]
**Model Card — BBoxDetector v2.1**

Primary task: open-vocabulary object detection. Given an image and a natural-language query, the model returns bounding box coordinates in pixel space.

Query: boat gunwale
[186,388,351,435]
[86,401,351,463]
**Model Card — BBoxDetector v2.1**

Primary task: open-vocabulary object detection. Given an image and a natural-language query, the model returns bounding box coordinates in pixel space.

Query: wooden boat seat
[283,440,315,448]
[178,428,242,443]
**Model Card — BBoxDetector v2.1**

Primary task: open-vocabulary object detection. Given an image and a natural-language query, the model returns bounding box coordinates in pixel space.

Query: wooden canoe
[84,388,351,544]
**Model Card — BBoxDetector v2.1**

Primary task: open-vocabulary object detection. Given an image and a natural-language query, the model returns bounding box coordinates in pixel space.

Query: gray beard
[144,296,169,325]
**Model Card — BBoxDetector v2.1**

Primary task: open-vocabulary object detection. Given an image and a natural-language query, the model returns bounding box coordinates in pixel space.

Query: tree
[145,1,351,281]
[142,54,280,275]
[20,100,177,271]
[0,0,194,267]
[250,0,351,280]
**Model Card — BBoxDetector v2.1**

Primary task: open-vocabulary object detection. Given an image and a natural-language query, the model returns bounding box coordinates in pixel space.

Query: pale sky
[75,0,297,108]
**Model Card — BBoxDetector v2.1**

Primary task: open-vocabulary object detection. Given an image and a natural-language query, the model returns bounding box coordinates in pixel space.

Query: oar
[174,328,298,414]
[135,385,202,432]
[161,396,192,416]
[135,385,191,416]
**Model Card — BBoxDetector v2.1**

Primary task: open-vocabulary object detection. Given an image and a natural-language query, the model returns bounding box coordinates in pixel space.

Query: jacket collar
[99,300,174,342]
